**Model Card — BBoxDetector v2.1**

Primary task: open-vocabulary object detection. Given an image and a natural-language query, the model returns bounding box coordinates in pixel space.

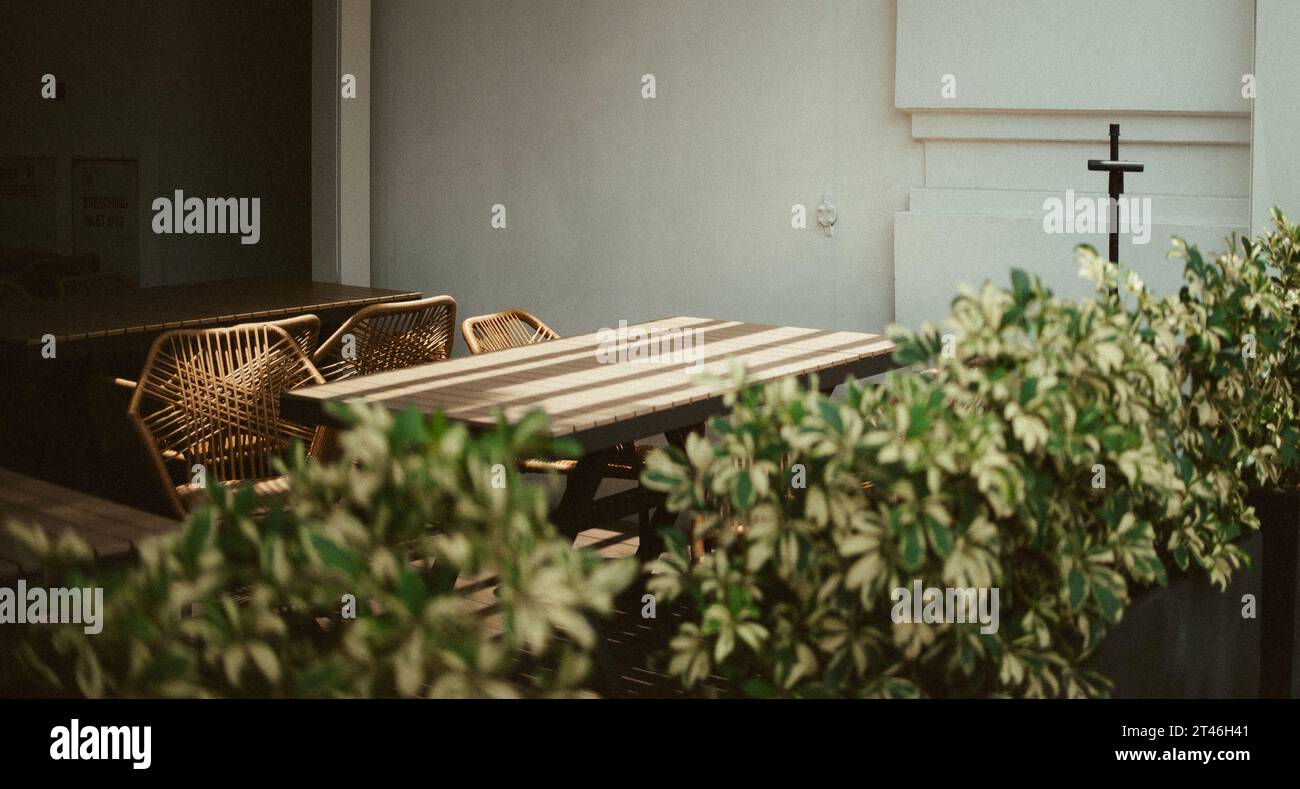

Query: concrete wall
[340,0,372,286]
[312,0,340,284]
[370,0,921,343]
[0,0,313,286]
[1251,0,1300,233]
[893,0,1255,328]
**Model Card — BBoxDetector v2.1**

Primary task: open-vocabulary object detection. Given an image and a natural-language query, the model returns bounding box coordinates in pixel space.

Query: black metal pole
[1087,124,1144,268]
[1108,124,1120,264]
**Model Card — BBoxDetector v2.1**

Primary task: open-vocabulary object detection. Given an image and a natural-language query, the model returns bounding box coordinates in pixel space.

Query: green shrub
[641,246,1261,698]
[2,404,636,698]
[1248,208,1300,487]
[1112,216,1297,583]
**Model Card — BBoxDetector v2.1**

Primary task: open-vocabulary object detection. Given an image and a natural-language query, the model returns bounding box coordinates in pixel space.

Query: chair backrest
[128,322,326,517]
[0,279,30,300]
[313,295,456,381]
[271,313,321,357]
[56,271,134,298]
[461,308,559,354]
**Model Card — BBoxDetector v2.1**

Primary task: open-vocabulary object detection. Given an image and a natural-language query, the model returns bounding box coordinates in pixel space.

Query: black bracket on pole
[1087,123,1145,264]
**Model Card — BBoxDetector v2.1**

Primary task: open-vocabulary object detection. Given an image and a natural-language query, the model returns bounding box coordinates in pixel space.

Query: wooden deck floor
[454,517,706,697]
[457,524,641,620]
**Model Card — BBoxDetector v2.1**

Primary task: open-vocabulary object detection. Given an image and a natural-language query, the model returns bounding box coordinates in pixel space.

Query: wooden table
[0,278,421,357]
[282,316,896,549]
[0,468,182,578]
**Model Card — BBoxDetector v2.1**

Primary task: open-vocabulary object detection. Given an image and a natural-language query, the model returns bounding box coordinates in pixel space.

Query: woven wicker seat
[56,271,134,298]
[176,476,293,513]
[314,295,456,381]
[520,443,655,479]
[128,321,327,518]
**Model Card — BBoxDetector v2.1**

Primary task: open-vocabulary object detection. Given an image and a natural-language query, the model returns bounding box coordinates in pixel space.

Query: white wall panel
[894,0,1254,327]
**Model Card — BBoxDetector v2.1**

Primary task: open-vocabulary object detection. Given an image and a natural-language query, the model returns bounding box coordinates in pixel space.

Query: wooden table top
[0,278,421,348]
[282,316,896,452]
[0,467,181,577]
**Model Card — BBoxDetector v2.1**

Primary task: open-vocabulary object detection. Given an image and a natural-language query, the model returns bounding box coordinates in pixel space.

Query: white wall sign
[0,156,57,251]
[72,159,140,282]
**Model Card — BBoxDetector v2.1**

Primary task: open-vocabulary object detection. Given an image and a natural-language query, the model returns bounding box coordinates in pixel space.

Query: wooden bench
[0,467,182,577]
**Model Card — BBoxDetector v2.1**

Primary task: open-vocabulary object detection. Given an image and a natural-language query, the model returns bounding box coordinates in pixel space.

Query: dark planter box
[1093,489,1300,698]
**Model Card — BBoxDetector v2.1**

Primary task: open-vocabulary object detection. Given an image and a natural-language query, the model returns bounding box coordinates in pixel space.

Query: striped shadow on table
[282,317,896,452]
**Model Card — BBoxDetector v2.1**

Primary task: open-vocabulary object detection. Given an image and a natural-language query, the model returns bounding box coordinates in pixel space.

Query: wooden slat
[0,468,181,574]
[284,316,896,448]
[0,278,422,347]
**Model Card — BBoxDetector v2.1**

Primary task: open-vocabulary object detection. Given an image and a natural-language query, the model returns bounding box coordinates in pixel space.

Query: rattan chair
[313,295,456,381]
[127,320,327,518]
[461,308,558,354]
[273,313,322,357]
[56,271,134,298]
[0,278,30,300]
[460,308,651,481]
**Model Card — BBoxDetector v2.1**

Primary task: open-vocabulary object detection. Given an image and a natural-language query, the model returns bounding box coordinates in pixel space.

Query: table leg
[552,426,706,556]
[635,424,706,560]
[551,449,617,541]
